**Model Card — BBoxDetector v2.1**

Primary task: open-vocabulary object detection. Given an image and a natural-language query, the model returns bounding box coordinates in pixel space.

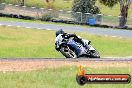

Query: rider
[55,29,89,51]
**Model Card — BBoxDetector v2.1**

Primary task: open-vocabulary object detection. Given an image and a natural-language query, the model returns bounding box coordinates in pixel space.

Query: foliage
[99,0,119,8]
[42,13,53,21]
[9,0,25,5]
[45,0,55,3]
[45,0,55,9]
[41,11,58,21]
[2,0,132,16]
[0,0,4,3]
[72,0,100,14]
[72,0,100,22]
[99,0,132,27]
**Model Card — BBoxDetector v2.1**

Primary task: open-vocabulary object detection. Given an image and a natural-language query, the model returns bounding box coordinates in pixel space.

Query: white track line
[37,28,42,29]
[0,24,127,39]
[25,27,31,29]
[0,24,52,31]
[7,25,12,27]
[112,36,117,38]
[46,29,52,30]
[16,26,21,28]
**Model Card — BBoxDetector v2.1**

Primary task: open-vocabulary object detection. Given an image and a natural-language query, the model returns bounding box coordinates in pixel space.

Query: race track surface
[0,21,132,71]
[0,21,132,38]
[0,58,132,71]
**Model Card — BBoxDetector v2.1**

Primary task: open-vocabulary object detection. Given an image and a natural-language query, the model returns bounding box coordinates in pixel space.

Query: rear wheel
[60,46,77,58]
[89,50,100,58]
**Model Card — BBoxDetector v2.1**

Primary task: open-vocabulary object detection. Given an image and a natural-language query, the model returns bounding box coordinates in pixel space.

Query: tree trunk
[22,0,25,6]
[119,5,128,28]
[19,0,25,6]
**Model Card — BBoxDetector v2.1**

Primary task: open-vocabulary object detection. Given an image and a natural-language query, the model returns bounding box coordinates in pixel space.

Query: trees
[72,0,100,14]
[21,0,25,6]
[45,0,55,9]
[16,0,25,6]
[0,0,4,3]
[72,0,100,23]
[99,0,132,28]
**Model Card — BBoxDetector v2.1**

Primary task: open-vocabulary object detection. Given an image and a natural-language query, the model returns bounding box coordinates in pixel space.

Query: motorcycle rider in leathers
[55,29,89,51]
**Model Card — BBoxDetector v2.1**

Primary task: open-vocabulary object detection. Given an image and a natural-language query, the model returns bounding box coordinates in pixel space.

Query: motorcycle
[55,34,100,58]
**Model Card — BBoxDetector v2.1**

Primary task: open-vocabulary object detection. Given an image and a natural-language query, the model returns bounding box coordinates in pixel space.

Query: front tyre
[60,46,77,58]
[89,50,100,58]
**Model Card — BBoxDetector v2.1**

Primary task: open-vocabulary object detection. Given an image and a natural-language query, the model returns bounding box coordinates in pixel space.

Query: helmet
[56,29,64,37]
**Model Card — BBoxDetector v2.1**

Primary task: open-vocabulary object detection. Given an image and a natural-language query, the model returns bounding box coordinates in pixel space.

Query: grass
[0,17,89,27]
[1,1,132,27]
[0,25,132,58]
[98,2,132,17]
[3,0,73,10]
[0,25,63,58]
[77,32,132,57]
[1,0,132,17]
[0,17,131,30]
[100,15,132,26]
[0,67,131,88]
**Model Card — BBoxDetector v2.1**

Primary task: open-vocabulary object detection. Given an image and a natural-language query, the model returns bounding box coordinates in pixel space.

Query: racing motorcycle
[55,34,100,58]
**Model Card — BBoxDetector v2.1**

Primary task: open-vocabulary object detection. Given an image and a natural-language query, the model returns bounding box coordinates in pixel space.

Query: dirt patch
[0,60,132,71]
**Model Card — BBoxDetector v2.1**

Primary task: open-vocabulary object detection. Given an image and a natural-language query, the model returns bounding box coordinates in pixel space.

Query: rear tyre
[60,46,77,58]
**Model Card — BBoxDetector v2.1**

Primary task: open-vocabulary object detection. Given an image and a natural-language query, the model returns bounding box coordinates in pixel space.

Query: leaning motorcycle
[55,35,100,58]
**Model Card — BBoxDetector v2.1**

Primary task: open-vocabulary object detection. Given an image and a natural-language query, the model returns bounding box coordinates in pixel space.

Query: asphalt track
[0,58,132,61]
[0,21,132,38]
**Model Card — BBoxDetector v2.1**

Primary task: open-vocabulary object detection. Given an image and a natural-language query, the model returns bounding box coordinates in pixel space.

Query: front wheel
[89,50,100,58]
[60,46,77,58]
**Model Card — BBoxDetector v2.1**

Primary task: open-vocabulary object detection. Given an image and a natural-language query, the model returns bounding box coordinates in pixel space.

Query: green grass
[0,25,132,58]
[0,16,131,28]
[2,0,132,17]
[0,67,131,88]
[1,1,132,27]
[3,0,73,10]
[0,25,63,58]
[0,17,89,27]
[77,32,132,57]
[98,2,132,17]
[0,17,48,23]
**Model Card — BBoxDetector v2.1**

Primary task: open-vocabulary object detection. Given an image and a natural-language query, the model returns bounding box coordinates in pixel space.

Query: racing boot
[85,45,90,54]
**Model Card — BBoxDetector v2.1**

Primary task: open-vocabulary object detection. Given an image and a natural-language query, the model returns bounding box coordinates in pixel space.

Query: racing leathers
[55,33,89,51]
